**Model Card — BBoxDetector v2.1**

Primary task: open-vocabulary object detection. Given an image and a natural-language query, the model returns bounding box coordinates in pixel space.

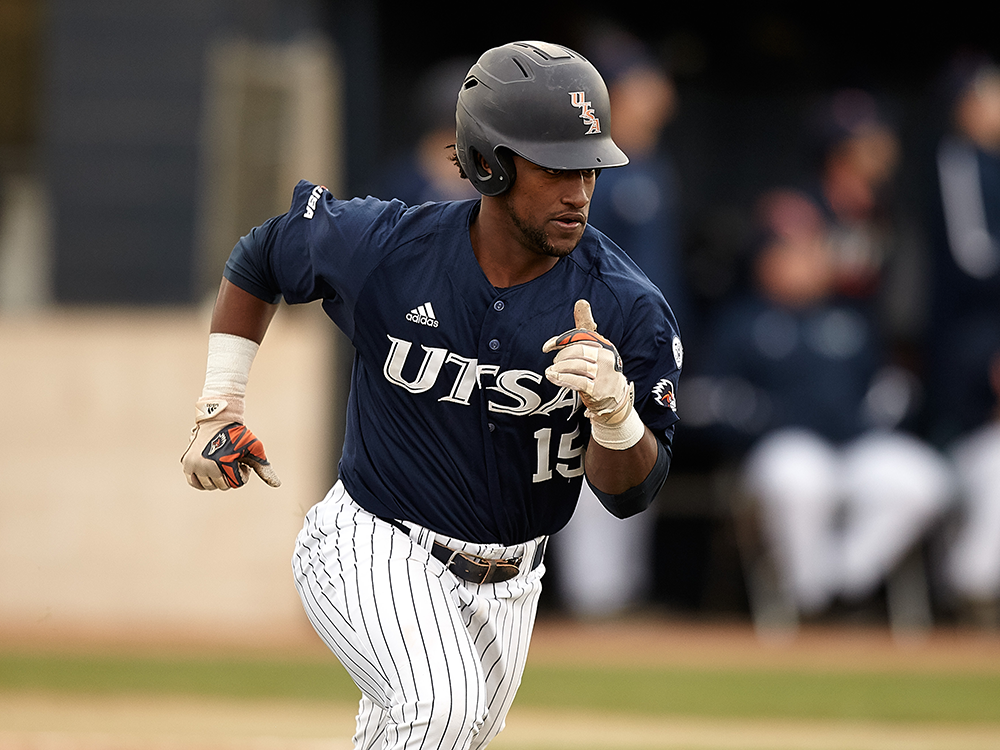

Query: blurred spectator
[582,27,689,330]
[802,89,929,372]
[685,188,953,618]
[925,52,1000,626]
[553,27,689,619]
[374,57,479,204]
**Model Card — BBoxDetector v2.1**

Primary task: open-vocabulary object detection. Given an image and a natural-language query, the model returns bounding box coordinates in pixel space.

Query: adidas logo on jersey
[406,302,440,328]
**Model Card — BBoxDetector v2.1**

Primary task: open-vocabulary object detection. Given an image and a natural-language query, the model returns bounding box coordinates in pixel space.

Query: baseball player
[181,40,682,749]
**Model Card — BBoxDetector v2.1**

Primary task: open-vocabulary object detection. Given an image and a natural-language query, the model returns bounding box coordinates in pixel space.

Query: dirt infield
[4,691,1000,750]
[0,693,354,750]
[3,618,1000,750]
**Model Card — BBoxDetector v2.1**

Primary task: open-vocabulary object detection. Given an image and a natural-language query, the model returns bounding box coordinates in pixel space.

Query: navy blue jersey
[225,180,682,544]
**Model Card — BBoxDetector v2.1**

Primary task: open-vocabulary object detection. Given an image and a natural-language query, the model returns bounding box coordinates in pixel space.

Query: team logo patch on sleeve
[652,378,677,412]
[672,335,684,370]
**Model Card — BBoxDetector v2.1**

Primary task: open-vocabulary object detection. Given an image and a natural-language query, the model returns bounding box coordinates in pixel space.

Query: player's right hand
[181,397,281,490]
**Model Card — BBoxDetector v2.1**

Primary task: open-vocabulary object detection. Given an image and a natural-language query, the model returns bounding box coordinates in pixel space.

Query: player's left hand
[542,299,634,425]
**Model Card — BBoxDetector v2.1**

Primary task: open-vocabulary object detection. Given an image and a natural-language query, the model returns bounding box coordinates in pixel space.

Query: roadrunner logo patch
[208,432,227,455]
[652,378,677,412]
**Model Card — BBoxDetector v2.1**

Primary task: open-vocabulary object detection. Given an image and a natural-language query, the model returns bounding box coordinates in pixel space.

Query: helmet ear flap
[494,147,516,190]
[468,147,491,181]
[468,147,516,196]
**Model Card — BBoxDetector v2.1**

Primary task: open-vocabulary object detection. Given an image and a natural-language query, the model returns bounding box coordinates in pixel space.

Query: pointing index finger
[574,299,597,332]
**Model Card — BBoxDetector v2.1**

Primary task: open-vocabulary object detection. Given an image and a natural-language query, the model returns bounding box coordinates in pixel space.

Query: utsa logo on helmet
[569,91,601,134]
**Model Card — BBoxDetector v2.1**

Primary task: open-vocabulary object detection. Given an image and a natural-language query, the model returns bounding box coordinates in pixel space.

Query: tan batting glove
[181,396,281,490]
[542,300,645,450]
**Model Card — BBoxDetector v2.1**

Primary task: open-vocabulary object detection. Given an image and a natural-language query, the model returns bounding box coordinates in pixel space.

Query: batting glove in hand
[542,299,634,420]
[181,397,281,490]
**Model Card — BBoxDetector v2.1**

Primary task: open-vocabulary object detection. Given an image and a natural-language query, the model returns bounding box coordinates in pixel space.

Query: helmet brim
[501,138,629,172]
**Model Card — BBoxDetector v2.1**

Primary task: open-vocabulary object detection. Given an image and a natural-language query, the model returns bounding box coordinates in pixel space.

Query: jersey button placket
[481,298,505,412]
[489,298,505,352]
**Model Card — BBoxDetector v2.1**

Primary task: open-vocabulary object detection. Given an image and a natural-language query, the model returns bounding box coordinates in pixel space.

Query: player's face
[499,155,597,258]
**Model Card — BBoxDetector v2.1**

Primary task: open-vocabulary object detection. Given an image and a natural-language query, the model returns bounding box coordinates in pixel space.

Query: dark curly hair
[447,145,468,180]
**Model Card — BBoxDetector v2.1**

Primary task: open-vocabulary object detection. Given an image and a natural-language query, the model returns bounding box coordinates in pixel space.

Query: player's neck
[470,200,561,288]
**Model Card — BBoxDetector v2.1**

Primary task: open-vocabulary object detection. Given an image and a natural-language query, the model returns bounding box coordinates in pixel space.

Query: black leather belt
[379,517,546,585]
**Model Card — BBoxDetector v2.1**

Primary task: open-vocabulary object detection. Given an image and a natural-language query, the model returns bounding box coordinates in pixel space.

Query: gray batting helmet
[455,40,629,196]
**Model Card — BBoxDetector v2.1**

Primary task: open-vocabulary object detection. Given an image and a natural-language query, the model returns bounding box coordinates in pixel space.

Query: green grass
[0,651,359,703]
[515,664,1000,724]
[2,651,999,725]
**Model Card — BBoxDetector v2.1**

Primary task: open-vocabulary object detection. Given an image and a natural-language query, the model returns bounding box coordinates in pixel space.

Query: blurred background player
[687,187,952,620]
[801,88,936,385]
[374,56,479,205]
[925,52,1000,627]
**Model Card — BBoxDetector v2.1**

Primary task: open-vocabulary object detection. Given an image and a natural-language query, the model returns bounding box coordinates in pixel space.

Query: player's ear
[474,149,492,176]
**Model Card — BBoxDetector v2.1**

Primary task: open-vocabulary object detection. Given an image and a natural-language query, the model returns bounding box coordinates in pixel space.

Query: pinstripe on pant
[292,481,546,750]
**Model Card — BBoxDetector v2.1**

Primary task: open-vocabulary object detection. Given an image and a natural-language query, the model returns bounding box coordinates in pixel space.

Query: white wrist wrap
[202,333,259,398]
[192,333,259,425]
[590,407,645,450]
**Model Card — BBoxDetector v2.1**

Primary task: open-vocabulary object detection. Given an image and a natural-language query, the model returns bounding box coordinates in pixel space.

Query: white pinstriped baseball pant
[292,481,546,750]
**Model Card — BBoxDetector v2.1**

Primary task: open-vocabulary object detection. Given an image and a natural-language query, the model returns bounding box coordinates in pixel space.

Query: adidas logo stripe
[406,302,440,328]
